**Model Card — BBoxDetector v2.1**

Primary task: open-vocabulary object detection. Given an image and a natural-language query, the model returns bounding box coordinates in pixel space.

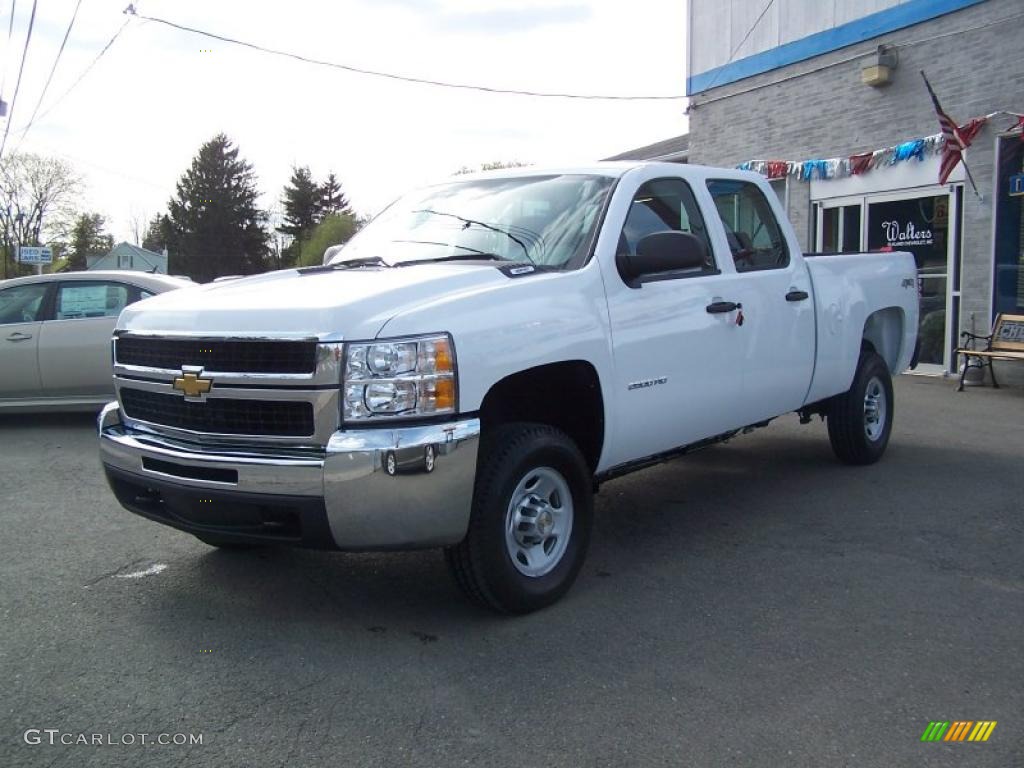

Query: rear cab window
[706,179,789,272]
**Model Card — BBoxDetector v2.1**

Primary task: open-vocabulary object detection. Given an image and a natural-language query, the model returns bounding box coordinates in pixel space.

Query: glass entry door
[866,193,953,370]
[814,188,959,372]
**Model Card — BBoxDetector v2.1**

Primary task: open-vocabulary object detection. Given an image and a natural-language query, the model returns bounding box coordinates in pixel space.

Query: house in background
[87,242,168,274]
[605,134,689,164]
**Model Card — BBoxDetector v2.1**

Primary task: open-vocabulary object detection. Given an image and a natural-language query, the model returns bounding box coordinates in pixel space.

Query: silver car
[0,271,192,411]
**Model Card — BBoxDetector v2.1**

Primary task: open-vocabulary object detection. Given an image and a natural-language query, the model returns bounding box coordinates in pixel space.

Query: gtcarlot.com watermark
[24,729,203,747]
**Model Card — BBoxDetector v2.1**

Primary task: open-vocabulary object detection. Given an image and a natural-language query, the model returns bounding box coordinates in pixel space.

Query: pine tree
[166,134,269,281]
[141,213,172,254]
[319,172,352,216]
[279,166,322,242]
[68,213,114,270]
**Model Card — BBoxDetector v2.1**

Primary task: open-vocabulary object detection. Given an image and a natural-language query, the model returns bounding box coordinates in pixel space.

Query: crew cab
[98,163,918,613]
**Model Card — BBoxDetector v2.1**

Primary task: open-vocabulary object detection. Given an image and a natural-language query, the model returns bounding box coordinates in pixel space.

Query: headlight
[343,334,456,421]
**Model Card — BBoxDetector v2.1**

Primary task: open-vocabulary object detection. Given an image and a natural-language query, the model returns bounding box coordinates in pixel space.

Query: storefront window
[994,136,1024,316]
[822,205,861,253]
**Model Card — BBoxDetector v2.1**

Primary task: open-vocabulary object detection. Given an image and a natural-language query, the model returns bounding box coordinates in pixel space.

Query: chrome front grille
[112,333,341,446]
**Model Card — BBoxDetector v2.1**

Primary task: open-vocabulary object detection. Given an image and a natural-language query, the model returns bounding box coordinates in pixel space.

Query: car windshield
[329,174,615,269]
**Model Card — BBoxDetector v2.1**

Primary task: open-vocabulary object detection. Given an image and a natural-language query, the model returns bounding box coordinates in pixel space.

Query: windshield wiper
[329,256,392,270]
[396,253,515,267]
[411,209,534,263]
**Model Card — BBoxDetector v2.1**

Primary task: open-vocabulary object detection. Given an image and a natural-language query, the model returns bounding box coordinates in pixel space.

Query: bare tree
[127,206,149,246]
[0,153,81,277]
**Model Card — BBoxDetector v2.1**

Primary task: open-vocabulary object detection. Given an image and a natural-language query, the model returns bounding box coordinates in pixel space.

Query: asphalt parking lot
[1,375,1021,767]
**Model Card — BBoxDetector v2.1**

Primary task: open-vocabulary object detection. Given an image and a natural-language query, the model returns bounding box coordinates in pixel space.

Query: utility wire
[14,0,84,149]
[0,0,37,162]
[11,16,130,138]
[1,0,16,99]
[126,8,686,101]
[699,0,776,93]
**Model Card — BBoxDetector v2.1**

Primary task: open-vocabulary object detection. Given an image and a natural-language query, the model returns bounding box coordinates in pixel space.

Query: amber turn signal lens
[434,340,454,373]
[434,378,455,410]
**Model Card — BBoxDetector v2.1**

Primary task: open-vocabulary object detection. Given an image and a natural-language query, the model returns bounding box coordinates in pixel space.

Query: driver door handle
[706,300,739,314]
[785,289,809,302]
[5,332,33,342]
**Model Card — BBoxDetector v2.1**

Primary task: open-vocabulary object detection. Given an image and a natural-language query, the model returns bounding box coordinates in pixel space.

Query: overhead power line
[126,8,686,101]
[15,0,84,148]
[1,0,17,100]
[699,0,776,94]
[0,0,37,161]
[10,17,130,138]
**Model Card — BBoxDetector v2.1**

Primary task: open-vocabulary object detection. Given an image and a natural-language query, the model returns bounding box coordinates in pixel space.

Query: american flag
[921,71,980,185]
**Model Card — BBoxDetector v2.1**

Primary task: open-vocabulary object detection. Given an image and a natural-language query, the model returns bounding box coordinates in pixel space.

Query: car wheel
[827,350,894,465]
[385,450,398,476]
[424,444,435,473]
[445,422,593,614]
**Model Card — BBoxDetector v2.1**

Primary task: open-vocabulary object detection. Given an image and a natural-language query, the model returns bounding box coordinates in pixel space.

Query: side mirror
[617,231,707,288]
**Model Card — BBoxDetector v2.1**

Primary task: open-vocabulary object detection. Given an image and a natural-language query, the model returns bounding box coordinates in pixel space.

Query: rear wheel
[445,423,593,614]
[826,350,894,465]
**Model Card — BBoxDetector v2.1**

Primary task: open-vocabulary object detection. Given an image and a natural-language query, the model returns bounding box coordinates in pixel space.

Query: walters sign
[867,195,949,273]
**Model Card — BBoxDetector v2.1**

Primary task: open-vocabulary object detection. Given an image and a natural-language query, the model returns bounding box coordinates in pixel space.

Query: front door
[602,175,744,468]
[0,282,51,400]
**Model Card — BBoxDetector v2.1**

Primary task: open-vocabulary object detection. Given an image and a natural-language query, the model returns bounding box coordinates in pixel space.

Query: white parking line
[115,563,168,579]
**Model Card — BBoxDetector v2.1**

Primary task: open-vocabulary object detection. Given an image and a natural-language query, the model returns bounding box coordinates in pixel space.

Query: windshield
[329,174,615,269]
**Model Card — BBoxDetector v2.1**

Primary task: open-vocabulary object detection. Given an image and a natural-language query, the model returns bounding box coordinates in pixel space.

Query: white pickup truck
[99,163,918,613]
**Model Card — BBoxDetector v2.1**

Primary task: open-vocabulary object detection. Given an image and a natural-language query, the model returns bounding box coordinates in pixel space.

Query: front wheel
[445,423,593,614]
[826,350,894,465]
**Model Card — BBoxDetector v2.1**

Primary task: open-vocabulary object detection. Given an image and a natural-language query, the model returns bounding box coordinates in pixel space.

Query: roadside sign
[1010,173,1024,197]
[17,246,53,264]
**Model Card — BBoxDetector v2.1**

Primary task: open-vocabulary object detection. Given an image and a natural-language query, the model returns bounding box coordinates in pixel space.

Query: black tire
[445,422,593,614]
[827,350,894,465]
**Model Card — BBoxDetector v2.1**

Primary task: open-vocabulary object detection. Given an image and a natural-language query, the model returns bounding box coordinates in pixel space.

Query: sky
[2,0,689,243]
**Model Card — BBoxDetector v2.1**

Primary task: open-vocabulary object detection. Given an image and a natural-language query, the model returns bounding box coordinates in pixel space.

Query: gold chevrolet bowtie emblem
[173,372,213,398]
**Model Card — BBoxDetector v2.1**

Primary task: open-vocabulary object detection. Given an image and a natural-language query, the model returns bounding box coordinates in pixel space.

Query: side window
[55,282,130,320]
[0,283,50,325]
[706,179,790,272]
[619,178,716,274]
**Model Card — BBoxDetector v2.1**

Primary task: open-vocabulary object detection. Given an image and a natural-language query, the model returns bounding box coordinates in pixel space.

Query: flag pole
[920,71,983,202]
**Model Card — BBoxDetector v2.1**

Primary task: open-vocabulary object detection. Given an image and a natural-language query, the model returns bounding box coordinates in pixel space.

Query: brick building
[685,0,1024,377]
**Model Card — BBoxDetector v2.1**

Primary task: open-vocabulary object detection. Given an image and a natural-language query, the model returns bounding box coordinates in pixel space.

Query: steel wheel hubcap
[505,466,573,578]
[863,376,887,441]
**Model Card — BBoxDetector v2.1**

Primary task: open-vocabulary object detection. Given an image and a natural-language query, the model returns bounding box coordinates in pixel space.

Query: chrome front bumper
[98,402,481,550]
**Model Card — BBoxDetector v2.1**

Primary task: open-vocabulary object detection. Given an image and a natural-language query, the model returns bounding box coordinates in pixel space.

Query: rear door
[0,282,52,400]
[602,174,745,467]
[38,281,134,398]
[704,178,816,422]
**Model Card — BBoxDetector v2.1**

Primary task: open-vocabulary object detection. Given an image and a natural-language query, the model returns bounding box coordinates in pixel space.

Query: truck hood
[117,264,509,340]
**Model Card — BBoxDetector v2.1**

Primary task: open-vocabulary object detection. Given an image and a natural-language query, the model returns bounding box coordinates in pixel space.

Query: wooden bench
[956,313,1024,391]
